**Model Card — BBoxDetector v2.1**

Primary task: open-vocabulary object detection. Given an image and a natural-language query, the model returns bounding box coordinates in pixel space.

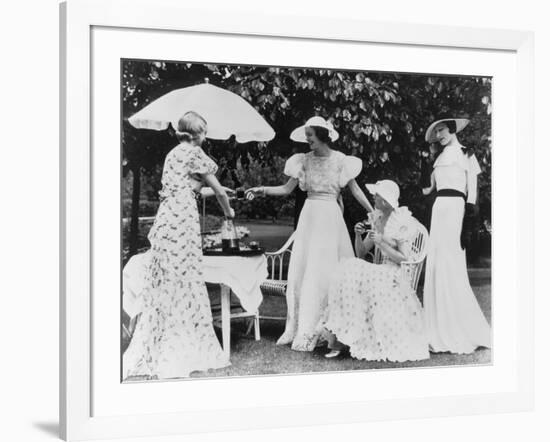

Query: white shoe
[324,350,342,359]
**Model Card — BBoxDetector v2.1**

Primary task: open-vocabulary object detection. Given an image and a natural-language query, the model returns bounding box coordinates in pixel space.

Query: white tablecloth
[202,254,267,312]
[122,251,267,317]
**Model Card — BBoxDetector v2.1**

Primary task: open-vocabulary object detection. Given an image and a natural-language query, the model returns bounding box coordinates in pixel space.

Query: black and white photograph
[4,0,548,439]
[120,59,492,382]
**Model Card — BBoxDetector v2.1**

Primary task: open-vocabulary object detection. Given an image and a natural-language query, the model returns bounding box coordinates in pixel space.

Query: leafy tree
[122,60,491,258]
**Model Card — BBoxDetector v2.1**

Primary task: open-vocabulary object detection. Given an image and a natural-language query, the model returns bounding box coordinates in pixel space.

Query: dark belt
[436,189,467,250]
[436,189,466,200]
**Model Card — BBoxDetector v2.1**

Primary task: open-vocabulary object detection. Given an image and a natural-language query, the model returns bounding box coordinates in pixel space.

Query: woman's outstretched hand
[199,186,236,199]
[225,208,235,219]
[245,187,263,200]
[223,187,236,198]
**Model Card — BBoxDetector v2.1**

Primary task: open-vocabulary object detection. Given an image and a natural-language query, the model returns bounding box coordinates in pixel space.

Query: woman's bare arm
[200,173,234,218]
[246,178,298,198]
[200,186,235,198]
[347,179,374,212]
[378,239,407,264]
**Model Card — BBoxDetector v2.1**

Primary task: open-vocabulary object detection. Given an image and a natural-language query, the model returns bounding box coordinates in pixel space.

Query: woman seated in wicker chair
[320,180,430,362]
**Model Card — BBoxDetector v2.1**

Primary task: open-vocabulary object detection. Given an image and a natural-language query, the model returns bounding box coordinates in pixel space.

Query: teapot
[220,218,240,252]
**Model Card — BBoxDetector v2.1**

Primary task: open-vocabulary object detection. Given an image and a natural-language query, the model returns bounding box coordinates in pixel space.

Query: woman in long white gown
[422,117,491,354]
[246,116,373,351]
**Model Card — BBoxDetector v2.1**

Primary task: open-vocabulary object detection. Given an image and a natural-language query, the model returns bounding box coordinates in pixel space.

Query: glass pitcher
[220,218,240,252]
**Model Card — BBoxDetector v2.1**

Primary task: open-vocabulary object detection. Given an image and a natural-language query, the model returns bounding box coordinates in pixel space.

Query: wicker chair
[259,222,429,324]
[366,221,429,292]
[258,232,296,322]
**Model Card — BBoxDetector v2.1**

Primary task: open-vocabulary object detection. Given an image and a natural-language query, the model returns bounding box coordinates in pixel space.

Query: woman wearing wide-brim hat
[321,180,430,361]
[421,117,491,354]
[246,116,374,352]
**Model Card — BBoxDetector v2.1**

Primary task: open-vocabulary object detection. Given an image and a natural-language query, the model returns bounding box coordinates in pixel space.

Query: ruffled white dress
[423,144,491,354]
[277,151,362,351]
[322,208,430,362]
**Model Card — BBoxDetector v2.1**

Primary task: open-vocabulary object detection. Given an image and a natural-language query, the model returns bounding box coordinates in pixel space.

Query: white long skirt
[423,197,491,354]
[277,198,355,351]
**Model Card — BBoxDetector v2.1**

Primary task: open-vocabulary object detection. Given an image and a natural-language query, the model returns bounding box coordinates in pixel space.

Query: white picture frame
[60,0,534,440]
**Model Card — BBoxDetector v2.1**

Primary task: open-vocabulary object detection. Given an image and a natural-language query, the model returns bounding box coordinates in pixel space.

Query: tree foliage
[122,60,492,253]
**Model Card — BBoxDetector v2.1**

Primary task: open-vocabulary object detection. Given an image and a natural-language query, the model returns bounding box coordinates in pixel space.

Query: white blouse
[284,151,362,195]
[433,144,481,205]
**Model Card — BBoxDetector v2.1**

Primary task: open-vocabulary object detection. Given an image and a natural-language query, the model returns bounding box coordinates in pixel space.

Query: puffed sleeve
[339,155,362,187]
[390,207,417,243]
[283,153,305,179]
[188,146,218,175]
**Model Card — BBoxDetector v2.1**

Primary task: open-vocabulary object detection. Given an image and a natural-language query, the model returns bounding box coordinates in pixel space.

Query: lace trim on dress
[283,151,362,192]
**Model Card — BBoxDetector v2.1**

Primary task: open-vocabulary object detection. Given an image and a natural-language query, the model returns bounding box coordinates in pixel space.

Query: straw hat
[290,116,339,143]
[425,118,470,143]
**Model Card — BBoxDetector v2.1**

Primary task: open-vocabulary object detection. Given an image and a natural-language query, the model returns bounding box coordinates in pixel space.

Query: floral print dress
[322,208,429,362]
[123,143,229,380]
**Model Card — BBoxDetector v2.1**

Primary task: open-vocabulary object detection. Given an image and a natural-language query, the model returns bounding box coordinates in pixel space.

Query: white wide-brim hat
[290,116,339,143]
[366,180,400,209]
[425,118,470,143]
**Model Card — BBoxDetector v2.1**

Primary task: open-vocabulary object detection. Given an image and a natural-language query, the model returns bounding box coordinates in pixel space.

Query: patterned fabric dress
[123,143,229,380]
[322,208,429,362]
[277,150,362,351]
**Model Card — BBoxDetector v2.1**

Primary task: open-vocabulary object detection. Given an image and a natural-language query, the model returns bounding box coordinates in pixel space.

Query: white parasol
[128,82,275,143]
